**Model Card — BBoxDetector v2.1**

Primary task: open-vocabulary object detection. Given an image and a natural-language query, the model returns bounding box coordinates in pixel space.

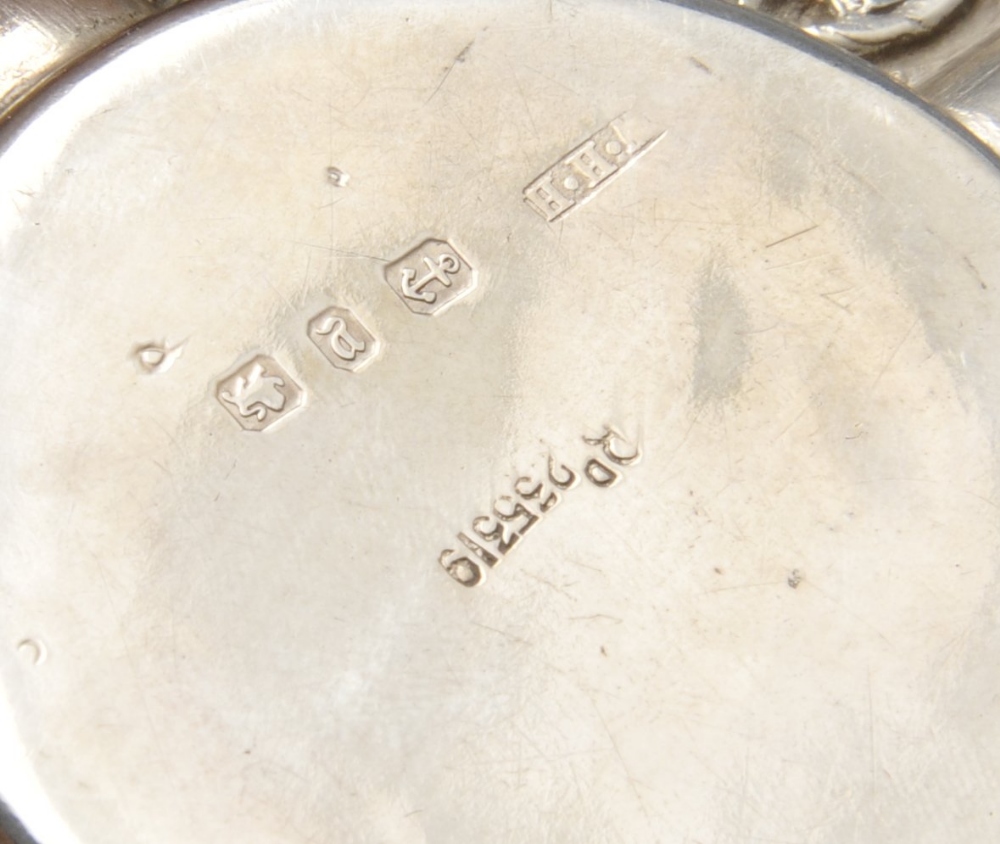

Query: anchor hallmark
[384,238,477,316]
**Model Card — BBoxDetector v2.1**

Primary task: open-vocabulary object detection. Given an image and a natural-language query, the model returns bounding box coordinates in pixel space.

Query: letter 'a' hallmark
[307,306,380,372]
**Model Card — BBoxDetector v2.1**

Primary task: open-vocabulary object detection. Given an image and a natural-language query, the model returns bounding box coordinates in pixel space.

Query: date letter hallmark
[216,355,305,432]
[307,306,380,372]
[523,116,665,223]
[439,427,641,587]
[384,238,477,315]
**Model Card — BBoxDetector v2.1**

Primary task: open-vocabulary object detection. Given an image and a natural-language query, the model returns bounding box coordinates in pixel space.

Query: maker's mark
[523,115,665,223]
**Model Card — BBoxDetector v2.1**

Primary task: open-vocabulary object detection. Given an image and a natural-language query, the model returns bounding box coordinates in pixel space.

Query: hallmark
[384,238,477,316]
[307,306,380,372]
[523,116,665,223]
[216,354,305,432]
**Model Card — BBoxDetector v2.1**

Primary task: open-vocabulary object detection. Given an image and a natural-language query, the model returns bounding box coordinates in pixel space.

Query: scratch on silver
[523,115,665,223]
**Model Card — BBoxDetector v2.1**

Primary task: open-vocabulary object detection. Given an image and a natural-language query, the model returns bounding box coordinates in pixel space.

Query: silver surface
[3,0,1000,842]
[720,0,1000,156]
[0,0,187,117]
[914,29,1000,154]
[730,0,970,53]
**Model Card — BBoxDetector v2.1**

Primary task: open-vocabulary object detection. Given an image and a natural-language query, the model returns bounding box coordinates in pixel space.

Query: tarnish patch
[692,262,750,405]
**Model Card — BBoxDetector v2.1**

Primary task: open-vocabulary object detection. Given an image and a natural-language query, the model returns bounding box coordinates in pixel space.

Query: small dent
[326,166,350,187]
[134,340,184,374]
[17,638,47,665]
